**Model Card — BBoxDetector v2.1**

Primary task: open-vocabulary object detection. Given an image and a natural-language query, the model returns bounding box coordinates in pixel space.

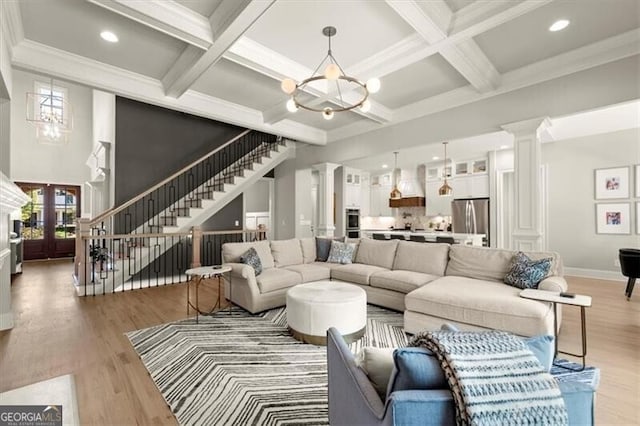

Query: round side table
[185,265,232,323]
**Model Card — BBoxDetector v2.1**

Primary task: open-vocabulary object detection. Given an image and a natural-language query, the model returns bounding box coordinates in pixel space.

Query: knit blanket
[409,330,568,426]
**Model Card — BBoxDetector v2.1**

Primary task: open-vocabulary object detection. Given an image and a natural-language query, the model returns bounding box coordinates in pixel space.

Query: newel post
[75,218,92,286]
[191,225,202,268]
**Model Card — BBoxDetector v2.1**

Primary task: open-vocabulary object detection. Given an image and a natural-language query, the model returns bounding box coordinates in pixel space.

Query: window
[33,81,70,143]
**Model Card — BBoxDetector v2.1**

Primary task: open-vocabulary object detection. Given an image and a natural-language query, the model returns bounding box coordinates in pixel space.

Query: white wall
[91,90,116,212]
[244,179,270,212]
[0,99,10,175]
[274,156,296,240]
[0,2,12,100]
[10,69,93,213]
[542,128,640,274]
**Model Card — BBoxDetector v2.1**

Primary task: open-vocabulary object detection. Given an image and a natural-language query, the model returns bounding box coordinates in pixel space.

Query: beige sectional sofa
[221,238,568,337]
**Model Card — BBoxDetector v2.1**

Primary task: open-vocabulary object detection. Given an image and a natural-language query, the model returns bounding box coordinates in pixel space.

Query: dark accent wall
[201,195,243,231]
[114,97,244,204]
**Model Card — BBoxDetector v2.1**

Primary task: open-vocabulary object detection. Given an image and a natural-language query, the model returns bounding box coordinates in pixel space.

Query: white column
[312,163,340,237]
[501,117,551,252]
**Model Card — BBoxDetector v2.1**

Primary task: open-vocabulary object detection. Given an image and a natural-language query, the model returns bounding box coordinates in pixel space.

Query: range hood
[388,166,425,207]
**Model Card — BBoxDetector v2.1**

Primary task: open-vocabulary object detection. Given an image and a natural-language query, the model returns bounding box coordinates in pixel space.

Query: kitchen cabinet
[426,181,452,215]
[344,167,364,208]
[360,173,370,216]
[450,174,489,198]
[370,183,393,217]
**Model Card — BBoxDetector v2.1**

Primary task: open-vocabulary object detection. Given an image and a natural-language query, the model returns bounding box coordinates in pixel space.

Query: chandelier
[438,142,453,196]
[26,78,73,144]
[280,26,381,120]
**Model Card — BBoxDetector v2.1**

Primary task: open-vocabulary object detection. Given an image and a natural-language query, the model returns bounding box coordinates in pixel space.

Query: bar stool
[409,235,427,243]
[372,233,387,240]
[436,236,455,244]
[390,234,406,240]
[619,248,640,300]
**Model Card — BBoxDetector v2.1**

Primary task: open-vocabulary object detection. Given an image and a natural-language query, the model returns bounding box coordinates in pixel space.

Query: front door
[18,183,80,260]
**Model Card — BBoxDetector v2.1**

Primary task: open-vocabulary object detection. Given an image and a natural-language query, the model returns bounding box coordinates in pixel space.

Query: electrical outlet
[614,258,620,267]
[234,220,239,227]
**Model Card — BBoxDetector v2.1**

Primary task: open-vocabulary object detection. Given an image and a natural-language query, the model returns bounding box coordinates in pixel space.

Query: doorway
[17,183,80,260]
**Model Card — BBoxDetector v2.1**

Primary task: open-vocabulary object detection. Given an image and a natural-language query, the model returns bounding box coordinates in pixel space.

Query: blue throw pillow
[315,237,344,262]
[240,247,262,276]
[326,241,356,264]
[386,348,447,397]
[504,251,552,289]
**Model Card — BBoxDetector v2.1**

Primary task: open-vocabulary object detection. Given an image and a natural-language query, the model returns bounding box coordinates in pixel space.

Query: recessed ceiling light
[432,156,440,160]
[381,164,388,169]
[100,31,119,43]
[500,145,509,150]
[549,19,569,32]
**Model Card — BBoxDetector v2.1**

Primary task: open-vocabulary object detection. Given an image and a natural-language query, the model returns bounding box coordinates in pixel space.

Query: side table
[520,289,592,371]
[185,265,232,323]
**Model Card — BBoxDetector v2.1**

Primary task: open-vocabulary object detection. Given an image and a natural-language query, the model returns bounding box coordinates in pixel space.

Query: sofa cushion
[299,238,316,264]
[355,347,396,401]
[316,237,345,262]
[393,241,450,276]
[311,261,348,271]
[284,264,331,283]
[504,251,553,289]
[445,245,562,282]
[240,247,262,276]
[387,348,447,396]
[370,270,439,294]
[332,263,389,285]
[405,276,554,337]
[270,239,304,267]
[327,241,356,264]
[255,268,301,293]
[222,240,275,269]
[354,239,399,270]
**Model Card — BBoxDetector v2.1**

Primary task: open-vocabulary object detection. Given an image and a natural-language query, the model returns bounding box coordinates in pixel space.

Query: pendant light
[438,142,453,196]
[390,151,402,200]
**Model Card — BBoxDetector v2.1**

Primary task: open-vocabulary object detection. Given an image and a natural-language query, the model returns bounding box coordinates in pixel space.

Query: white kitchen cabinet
[450,174,489,199]
[344,167,363,208]
[370,184,393,217]
[426,180,452,216]
[360,173,370,216]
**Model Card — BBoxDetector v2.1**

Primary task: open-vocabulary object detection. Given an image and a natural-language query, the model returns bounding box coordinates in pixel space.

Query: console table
[520,289,592,370]
[185,265,232,323]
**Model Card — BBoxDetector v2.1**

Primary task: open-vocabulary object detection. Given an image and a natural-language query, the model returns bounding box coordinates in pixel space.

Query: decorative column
[312,163,340,237]
[501,117,551,252]
[74,218,92,289]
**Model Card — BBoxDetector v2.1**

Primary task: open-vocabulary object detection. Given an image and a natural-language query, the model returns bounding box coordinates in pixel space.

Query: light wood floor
[1,260,638,425]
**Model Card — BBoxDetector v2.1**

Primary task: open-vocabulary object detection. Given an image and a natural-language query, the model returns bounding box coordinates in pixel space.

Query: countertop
[361,230,485,238]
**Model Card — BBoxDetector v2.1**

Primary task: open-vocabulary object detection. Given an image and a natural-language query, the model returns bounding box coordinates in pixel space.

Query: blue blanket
[409,330,568,425]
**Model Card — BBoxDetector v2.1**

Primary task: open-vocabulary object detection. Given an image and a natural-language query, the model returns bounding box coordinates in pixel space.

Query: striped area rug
[127,305,407,426]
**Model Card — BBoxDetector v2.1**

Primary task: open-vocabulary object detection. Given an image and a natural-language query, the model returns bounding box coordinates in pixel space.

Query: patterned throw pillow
[326,240,356,264]
[315,237,345,262]
[504,251,552,289]
[240,247,262,276]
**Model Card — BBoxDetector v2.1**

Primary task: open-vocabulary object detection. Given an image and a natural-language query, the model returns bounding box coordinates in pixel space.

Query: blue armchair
[327,327,598,426]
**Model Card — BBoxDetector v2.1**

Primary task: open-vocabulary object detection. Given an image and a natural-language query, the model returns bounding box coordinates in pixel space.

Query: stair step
[148,225,164,233]
[158,216,177,226]
[172,207,191,216]
[180,199,202,208]
[206,183,225,192]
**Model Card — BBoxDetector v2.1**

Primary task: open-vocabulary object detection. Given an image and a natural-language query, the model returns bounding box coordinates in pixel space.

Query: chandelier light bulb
[281,78,297,95]
[286,99,298,112]
[324,63,341,81]
[322,108,334,120]
[366,78,381,94]
[360,100,371,113]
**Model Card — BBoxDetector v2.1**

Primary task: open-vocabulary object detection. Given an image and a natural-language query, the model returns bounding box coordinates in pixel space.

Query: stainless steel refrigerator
[451,198,489,246]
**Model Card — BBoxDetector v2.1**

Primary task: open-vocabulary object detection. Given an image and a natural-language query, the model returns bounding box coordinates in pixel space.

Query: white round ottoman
[286,281,367,345]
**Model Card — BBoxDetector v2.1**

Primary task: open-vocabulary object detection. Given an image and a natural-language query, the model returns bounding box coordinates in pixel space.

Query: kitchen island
[361,230,485,246]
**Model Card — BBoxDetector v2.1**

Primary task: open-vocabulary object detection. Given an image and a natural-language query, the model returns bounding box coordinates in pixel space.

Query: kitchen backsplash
[362,210,451,231]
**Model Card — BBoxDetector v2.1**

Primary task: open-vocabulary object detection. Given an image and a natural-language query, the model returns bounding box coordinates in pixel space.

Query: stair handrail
[89,129,253,226]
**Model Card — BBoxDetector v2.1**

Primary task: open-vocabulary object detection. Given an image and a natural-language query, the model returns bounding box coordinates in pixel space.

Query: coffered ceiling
[3,0,639,146]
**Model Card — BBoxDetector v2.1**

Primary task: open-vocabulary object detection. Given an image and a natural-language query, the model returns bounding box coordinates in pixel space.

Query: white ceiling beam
[87,0,213,49]
[386,0,500,93]
[162,0,276,98]
[451,0,554,39]
[328,29,640,142]
[11,39,326,145]
[225,37,393,124]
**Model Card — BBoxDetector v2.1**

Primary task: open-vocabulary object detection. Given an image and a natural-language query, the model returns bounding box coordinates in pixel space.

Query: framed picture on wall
[636,165,640,197]
[596,203,630,234]
[594,167,629,199]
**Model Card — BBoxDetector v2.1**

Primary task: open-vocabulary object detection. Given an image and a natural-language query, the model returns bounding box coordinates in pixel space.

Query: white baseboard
[564,267,626,282]
[0,311,14,330]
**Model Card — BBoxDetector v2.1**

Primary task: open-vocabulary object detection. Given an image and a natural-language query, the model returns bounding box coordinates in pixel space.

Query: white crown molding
[327,29,640,143]
[227,37,392,124]
[162,0,275,98]
[12,39,326,145]
[87,0,213,49]
[0,0,24,52]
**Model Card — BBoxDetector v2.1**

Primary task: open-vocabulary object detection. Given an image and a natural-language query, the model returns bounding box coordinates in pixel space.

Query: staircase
[74,130,292,295]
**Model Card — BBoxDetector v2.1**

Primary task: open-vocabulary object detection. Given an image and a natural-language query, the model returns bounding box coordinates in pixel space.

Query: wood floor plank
[0,260,638,425]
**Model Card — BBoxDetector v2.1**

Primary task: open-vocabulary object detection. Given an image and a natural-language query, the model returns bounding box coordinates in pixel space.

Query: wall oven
[346,209,360,238]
